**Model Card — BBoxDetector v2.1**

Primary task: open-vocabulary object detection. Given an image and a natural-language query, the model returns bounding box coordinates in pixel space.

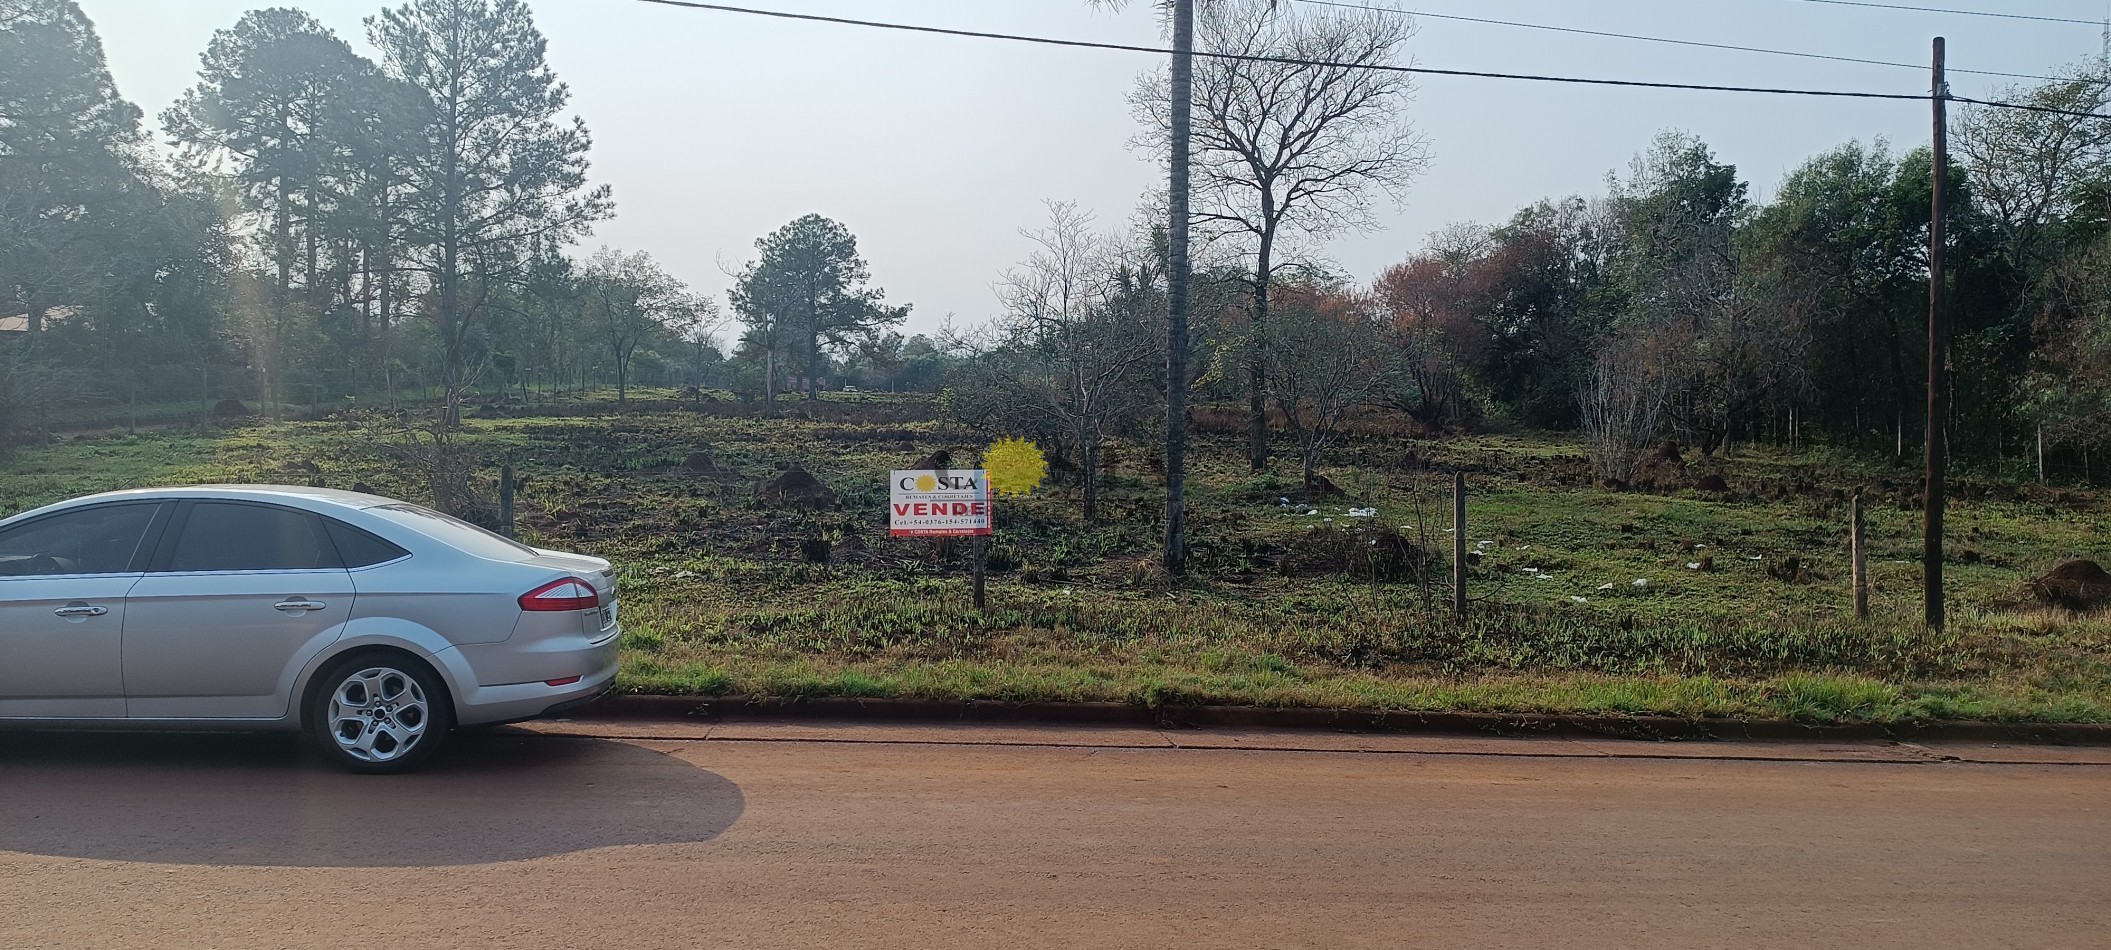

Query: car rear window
[324,518,411,568]
[368,503,540,561]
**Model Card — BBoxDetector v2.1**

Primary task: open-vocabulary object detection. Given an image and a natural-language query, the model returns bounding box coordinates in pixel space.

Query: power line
[1779,0,2103,26]
[1295,0,2084,84]
[1950,93,2111,118]
[620,0,2105,117]
[626,0,1922,101]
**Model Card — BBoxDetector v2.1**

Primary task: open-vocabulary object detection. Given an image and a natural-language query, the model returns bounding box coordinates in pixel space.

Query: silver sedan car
[0,485,620,773]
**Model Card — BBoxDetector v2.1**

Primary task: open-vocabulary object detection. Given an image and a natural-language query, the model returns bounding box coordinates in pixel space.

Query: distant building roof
[0,307,79,333]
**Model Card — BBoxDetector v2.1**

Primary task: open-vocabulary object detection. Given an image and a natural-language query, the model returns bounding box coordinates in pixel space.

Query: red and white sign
[890,470,992,538]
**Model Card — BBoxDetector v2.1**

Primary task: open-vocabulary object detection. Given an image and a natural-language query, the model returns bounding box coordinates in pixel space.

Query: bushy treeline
[0,0,972,443]
[8,0,2109,489]
[954,86,2111,492]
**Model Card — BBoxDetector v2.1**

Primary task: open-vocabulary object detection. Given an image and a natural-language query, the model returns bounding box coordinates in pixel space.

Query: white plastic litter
[1348,507,1377,518]
[1632,578,1650,588]
[1597,582,1616,591]
[1686,562,1702,570]
[1747,555,1764,561]
[1569,596,1589,604]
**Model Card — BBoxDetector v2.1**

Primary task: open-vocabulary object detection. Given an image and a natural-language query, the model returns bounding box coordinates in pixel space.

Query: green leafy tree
[0,0,144,339]
[2022,235,2111,470]
[730,214,906,404]
[1602,132,1756,455]
[1742,142,1964,457]
[369,0,612,421]
[165,7,382,409]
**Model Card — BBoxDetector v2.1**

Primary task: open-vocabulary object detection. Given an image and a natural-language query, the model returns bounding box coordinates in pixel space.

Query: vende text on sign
[889,470,992,537]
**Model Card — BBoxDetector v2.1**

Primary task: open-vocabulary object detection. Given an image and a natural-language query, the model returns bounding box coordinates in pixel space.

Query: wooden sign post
[889,469,994,608]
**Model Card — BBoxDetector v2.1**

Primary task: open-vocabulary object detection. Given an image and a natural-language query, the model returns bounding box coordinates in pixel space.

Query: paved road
[2,721,2106,949]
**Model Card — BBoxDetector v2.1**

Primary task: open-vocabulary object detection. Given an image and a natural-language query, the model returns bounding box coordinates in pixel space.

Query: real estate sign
[889,470,992,538]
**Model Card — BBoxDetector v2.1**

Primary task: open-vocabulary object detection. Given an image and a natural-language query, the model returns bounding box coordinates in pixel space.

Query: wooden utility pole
[1452,471,1467,620]
[1163,0,1195,576]
[1924,37,1950,631]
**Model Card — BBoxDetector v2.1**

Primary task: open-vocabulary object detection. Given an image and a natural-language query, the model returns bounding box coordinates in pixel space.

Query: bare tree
[992,202,1158,521]
[580,246,710,406]
[1954,59,2111,271]
[1134,0,1427,471]
[1372,226,1494,429]
[1606,132,1772,455]
[1580,333,1669,486]
[1265,282,1393,489]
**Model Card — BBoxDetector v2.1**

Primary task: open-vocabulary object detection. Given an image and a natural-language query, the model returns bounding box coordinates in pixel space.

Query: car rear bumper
[533,681,616,720]
[444,634,621,727]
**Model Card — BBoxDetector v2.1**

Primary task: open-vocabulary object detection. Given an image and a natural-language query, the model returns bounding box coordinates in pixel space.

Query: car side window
[322,517,409,568]
[164,503,334,573]
[0,504,159,577]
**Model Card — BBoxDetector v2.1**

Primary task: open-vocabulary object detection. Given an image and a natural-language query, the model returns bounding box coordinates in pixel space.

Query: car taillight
[519,578,601,612]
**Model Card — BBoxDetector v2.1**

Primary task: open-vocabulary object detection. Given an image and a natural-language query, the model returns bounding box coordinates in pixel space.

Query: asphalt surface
[2,720,2107,949]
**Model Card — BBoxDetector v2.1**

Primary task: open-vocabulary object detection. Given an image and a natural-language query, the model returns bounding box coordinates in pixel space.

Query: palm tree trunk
[1162,0,1195,575]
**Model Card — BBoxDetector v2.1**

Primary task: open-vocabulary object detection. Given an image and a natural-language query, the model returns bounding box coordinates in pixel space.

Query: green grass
[5,393,2108,725]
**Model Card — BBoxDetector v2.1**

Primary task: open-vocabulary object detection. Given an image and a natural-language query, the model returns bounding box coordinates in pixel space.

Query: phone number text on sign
[889,470,992,538]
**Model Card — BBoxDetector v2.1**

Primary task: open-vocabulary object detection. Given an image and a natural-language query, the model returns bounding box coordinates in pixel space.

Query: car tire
[305,651,453,774]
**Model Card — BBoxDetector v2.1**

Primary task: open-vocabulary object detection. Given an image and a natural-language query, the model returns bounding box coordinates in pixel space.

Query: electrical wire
[1949,94,2111,118]
[620,0,2106,118]
[627,0,1923,101]
[1294,0,2088,84]
[1779,0,2103,26]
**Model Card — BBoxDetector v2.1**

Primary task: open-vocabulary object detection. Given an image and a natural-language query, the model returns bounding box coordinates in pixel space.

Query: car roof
[48,484,405,512]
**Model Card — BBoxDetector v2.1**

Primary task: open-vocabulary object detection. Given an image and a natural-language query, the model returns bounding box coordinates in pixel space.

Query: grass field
[6,390,2108,724]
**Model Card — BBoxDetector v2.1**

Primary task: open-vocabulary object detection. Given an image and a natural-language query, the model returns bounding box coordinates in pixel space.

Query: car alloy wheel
[326,666,432,764]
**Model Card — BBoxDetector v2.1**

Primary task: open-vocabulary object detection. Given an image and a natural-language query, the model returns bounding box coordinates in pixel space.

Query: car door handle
[53,604,109,618]
[274,599,328,612]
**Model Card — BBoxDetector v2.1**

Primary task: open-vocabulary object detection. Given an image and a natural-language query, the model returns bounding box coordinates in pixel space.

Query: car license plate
[599,603,616,629]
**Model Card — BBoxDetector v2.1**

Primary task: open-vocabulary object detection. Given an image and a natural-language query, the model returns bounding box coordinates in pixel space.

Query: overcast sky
[82,0,2111,336]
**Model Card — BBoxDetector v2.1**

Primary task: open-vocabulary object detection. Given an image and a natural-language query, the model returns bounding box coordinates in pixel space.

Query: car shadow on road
[0,729,744,868]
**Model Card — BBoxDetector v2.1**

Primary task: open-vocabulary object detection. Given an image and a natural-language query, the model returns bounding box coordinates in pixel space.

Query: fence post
[499,463,517,540]
[1452,471,1467,621]
[972,536,987,609]
[1851,490,1869,620]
